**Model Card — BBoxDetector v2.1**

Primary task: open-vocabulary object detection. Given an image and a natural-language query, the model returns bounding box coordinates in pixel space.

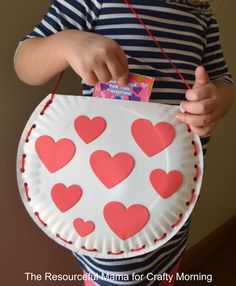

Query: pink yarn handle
[124,0,191,90]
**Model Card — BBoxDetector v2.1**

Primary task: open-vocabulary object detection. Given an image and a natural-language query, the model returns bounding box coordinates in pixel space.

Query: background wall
[1,0,235,284]
[187,0,236,247]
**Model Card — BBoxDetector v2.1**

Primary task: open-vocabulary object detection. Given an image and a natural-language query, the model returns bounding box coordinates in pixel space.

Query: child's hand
[175,66,224,136]
[62,30,128,86]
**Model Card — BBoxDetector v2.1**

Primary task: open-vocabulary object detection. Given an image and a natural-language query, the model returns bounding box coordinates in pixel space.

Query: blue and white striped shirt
[21,1,232,285]
[23,0,233,156]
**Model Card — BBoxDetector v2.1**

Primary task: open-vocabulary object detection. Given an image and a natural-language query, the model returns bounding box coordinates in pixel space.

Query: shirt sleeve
[21,0,102,41]
[202,13,233,85]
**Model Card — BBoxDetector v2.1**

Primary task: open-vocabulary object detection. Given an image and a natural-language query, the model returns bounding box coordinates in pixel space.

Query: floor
[176,216,236,286]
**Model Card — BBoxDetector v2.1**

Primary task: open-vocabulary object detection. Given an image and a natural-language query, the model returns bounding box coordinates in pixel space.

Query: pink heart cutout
[131,119,175,157]
[74,115,106,144]
[73,218,95,237]
[150,169,183,199]
[35,136,75,173]
[51,184,82,212]
[90,150,135,189]
[103,202,149,240]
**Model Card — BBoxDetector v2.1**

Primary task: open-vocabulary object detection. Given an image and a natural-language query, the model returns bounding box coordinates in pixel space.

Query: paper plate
[17,95,203,258]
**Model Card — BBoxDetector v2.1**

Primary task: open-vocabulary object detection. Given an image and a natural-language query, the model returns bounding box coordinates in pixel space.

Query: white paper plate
[17,95,203,258]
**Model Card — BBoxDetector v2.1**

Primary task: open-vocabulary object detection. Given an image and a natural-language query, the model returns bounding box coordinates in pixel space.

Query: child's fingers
[106,57,126,80]
[185,86,212,101]
[180,98,216,115]
[118,76,129,87]
[80,69,99,86]
[94,63,112,83]
[115,50,129,86]
[193,66,210,88]
[175,112,218,127]
[115,48,128,71]
[106,56,128,86]
[188,122,217,136]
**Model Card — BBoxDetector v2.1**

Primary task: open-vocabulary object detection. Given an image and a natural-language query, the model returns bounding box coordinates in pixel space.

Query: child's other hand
[61,30,128,86]
[175,66,223,136]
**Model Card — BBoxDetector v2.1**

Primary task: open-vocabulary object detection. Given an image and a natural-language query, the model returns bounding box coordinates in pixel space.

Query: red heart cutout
[90,151,135,189]
[150,169,183,199]
[74,115,106,144]
[131,119,175,157]
[51,184,82,212]
[73,218,95,237]
[103,202,149,240]
[35,136,75,173]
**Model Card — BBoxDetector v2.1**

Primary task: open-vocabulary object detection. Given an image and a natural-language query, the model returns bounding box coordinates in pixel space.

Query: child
[14,0,234,285]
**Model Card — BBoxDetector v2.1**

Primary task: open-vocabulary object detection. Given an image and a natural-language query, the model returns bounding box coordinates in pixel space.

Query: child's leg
[158,258,181,286]
[83,258,181,286]
[83,271,97,286]
[76,219,190,286]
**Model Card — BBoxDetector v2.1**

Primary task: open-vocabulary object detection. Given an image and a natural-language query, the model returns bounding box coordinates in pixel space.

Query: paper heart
[73,218,95,237]
[74,115,106,144]
[35,136,75,173]
[131,119,175,157]
[90,151,134,189]
[103,202,149,240]
[150,169,183,199]
[51,184,82,212]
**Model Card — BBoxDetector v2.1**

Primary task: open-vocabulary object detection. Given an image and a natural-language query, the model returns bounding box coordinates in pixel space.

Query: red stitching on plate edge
[35,212,47,227]
[107,250,124,255]
[40,72,64,115]
[20,73,64,232]
[171,213,183,228]
[20,154,26,173]
[81,246,97,252]
[131,245,146,252]
[25,124,36,142]
[194,165,199,181]
[186,189,195,207]
[154,233,167,243]
[192,141,198,156]
[20,64,199,255]
[56,234,73,245]
[23,183,31,201]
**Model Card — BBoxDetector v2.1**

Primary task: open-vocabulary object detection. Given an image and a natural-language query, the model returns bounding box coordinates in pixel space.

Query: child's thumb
[193,66,210,88]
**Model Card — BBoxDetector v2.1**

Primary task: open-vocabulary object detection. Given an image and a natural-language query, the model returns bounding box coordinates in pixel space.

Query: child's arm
[176,66,235,136]
[14,30,128,86]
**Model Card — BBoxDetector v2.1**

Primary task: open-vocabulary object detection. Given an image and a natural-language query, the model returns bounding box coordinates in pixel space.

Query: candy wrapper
[93,73,154,101]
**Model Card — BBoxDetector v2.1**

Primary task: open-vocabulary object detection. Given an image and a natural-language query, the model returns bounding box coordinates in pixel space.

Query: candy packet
[93,73,154,101]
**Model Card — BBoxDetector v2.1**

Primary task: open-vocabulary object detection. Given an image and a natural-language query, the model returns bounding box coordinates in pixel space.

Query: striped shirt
[21,1,232,285]
[22,0,233,156]
[73,219,190,285]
